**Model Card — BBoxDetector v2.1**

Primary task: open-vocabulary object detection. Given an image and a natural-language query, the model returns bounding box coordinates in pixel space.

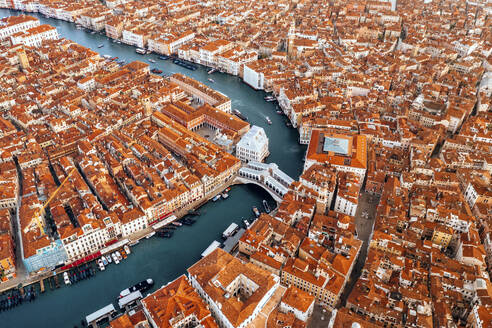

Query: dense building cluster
[0,0,491,327]
[0,34,246,274]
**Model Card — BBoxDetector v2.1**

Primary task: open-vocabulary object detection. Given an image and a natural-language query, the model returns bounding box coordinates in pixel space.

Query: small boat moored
[98,259,105,271]
[263,199,271,213]
[208,78,215,83]
[148,58,156,63]
[124,245,131,255]
[252,206,260,217]
[266,116,272,125]
[97,44,104,48]
[136,48,146,54]
[212,194,221,202]
[63,272,71,285]
[119,279,154,298]
[232,109,248,121]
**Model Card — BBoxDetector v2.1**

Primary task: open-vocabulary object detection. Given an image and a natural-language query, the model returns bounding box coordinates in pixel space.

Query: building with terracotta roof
[187,248,280,328]
[142,274,218,328]
[304,130,367,179]
[279,286,315,322]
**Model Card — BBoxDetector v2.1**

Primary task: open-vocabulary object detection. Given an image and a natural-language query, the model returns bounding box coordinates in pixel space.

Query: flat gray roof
[86,304,115,323]
[323,136,349,155]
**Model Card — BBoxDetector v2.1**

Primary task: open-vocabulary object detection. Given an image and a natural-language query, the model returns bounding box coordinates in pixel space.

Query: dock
[222,223,239,239]
[201,240,221,258]
[223,228,246,254]
[40,279,45,293]
[86,304,116,328]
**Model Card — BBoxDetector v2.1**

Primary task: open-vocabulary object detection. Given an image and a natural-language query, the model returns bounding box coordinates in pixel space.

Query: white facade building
[243,64,265,90]
[61,216,121,261]
[236,125,269,163]
[0,15,40,40]
[10,24,59,47]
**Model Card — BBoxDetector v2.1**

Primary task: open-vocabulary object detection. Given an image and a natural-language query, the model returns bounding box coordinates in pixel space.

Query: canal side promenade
[0,174,237,294]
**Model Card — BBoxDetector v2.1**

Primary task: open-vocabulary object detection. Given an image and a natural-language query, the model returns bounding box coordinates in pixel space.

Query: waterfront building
[60,212,121,262]
[235,125,269,163]
[188,248,280,328]
[10,24,59,47]
[22,236,67,273]
[169,74,232,113]
[0,15,39,40]
[0,233,15,281]
[142,274,218,328]
[147,31,195,56]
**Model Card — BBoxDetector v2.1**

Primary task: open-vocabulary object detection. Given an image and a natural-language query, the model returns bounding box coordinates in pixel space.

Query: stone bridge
[235,162,294,203]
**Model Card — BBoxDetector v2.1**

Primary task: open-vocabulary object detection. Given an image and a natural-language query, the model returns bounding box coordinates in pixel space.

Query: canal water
[0,8,306,327]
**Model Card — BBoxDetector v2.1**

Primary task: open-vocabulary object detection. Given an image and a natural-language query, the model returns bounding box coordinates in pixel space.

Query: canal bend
[0,8,306,327]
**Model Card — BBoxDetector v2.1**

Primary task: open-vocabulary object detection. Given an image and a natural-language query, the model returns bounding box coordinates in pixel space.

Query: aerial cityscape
[0,0,490,327]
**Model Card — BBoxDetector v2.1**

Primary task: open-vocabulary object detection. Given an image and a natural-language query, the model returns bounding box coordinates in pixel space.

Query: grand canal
[0,8,306,327]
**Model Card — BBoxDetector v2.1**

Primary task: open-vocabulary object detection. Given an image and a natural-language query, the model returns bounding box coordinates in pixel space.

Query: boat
[151,68,163,74]
[148,58,156,63]
[63,272,71,285]
[158,55,169,60]
[136,48,146,54]
[120,250,127,259]
[119,278,154,298]
[116,251,122,261]
[222,223,239,238]
[276,110,283,114]
[263,200,271,213]
[90,31,96,34]
[98,259,105,271]
[252,206,260,217]
[208,78,215,83]
[112,253,120,264]
[117,40,121,44]
[243,219,250,228]
[97,44,104,48]
[208,68,216,74]
[212,194,221,202]
[222,192,229,199]
[101,256,108,266]
[225,187,231,192]
[264,96,275,101]
[266,116,272,125]
[285,121,292,127]
[145,231,156,239]
[232,109,248,121]
[156,229,173,238]
[124,245,131,255]
[103,54,111,59]
[172,221,182,227]
[106,254,112,263]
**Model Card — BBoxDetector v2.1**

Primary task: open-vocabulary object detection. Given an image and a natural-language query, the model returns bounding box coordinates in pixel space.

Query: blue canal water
[0,8,306,327]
